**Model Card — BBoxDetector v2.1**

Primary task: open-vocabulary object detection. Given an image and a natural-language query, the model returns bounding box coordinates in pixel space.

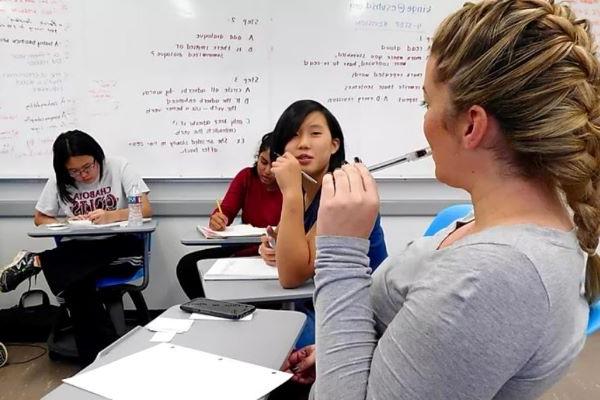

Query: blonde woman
[283,1,600,399]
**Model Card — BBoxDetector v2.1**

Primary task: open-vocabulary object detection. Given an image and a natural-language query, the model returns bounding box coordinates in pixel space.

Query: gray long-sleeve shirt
[312,220,588,400]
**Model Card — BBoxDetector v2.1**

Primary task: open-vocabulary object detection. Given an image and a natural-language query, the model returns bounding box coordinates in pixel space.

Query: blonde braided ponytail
[432,0,600,303]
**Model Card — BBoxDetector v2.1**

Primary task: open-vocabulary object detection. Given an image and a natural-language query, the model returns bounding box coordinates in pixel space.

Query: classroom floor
[1,335,599,400]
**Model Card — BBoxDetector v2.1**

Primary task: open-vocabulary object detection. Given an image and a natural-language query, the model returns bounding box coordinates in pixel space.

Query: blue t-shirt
[303,189,388,269]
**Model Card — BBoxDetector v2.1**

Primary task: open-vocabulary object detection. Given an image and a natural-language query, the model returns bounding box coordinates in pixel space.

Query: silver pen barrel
[367,147,431,173]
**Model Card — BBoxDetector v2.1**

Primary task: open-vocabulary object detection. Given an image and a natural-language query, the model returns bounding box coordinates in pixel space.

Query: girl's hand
[209,212,228,231]
[258,235,276,266]
[266,225,277,248]
[87,209,113,225]
[316,163,379,239]
[271,153,303,195]
[282,345,316,385]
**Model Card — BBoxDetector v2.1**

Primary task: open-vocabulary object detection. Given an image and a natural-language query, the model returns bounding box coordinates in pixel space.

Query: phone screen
[180,298,255,320]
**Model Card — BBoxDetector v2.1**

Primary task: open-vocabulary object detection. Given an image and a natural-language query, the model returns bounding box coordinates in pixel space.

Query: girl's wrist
[108,210,117,222]
[282,189,303,203]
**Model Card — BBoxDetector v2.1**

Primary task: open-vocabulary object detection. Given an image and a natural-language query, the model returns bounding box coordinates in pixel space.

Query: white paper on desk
[67,218,152,229]
[146,317,194,333]
[67,219,93,226]
[63,343,292,400]
[204,258,279,280]
[198,224,266,238]
[150,331,177,342]
[189,312,254,321]
[47,225,69,231]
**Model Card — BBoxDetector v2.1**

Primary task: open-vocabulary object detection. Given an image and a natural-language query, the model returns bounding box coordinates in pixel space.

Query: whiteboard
[0,0,596,178]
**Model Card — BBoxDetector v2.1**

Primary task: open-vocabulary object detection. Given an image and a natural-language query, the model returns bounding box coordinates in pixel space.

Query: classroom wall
[0,179,469,310]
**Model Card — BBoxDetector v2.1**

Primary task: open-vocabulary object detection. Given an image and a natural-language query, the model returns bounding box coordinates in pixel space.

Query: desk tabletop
[181,229,262,246]
[42,306,306,400]
[199,258,315,303]
[28,220,157,237]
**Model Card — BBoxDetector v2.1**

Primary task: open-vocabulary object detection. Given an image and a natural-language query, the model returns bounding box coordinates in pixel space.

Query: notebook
[65,217,152,228]
[203,258,279,280]
[198,224,266,239]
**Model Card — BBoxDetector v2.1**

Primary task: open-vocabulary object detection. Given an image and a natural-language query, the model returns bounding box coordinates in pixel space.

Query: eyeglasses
[67,161,97,178]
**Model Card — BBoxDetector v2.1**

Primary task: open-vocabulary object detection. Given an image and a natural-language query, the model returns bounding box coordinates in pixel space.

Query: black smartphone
[180,298,256,320]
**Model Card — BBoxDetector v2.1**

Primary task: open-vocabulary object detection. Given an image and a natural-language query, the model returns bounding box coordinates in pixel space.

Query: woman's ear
[461,105,489,150]
[330,138,340,155]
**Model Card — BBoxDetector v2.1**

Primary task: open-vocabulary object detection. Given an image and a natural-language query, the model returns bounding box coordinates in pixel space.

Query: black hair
[52,130,105,203]
[252,132,273,175]
[270,100,345,172]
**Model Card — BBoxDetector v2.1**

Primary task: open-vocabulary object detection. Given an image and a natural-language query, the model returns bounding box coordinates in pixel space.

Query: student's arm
[271,154,314,288]
[34,176,60,225]
[313,240,550,400]
[312,166,549,399]
[91,193,152,223]
[276,192,315,288]
[141,193,152,217]
[34,210,58,226]
[88,160,153,224]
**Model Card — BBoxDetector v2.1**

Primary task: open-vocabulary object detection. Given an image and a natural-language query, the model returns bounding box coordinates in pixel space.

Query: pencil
[216,199,223,214]
[273,152,318,184]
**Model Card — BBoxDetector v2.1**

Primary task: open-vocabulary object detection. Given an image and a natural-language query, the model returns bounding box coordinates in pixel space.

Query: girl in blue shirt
[258,100,387,348]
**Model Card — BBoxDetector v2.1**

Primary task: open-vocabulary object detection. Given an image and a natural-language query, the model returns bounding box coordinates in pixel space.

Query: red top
[213,167,282,256]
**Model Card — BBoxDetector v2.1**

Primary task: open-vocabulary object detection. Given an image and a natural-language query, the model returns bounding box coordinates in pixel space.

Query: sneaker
[0,342,7,367]
[0,251,39,292]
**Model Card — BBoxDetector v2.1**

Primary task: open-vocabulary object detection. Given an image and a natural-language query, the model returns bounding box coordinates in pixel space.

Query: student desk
[180,229,262,246]
[198,258,315,303]
[28,220,158,239]
[42,305,306,400]
[28,221,157,339]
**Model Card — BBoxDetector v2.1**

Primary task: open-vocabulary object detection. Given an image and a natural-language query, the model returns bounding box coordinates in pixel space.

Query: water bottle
[127,184,143,227]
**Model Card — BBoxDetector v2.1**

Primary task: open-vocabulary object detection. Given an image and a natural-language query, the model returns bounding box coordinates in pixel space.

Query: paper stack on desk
[64,217,153,228]
[203,258,279,280]
[63,343,291,400]
[198,224,266,239]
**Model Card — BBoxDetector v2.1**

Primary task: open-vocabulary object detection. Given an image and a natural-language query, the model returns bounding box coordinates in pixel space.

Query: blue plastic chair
[425,204,599,336]
[52,232,152,336]
[587,301,600,335]
[423,204,474,237]
[96,232,152,335]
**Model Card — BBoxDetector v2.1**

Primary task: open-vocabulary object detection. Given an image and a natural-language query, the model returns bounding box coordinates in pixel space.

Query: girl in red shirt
[176,132,282,299]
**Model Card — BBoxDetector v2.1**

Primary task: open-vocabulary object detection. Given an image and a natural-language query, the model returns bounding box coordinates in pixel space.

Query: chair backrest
[424,204,599,336]
[587,301,600,335]
[423,204,473,236]
[54,233,151,292]
[96,232,152,292]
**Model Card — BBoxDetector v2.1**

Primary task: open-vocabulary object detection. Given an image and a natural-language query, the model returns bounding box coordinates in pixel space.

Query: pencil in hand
[216,199,223,214]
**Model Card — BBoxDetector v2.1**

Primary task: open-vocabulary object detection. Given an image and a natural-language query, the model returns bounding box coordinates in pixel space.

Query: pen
[367,147,432,173]
[266,225,277,248]
[273,152,318,184]
[216,199,223,214]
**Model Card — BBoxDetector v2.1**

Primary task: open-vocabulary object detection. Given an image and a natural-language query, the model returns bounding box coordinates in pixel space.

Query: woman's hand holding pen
[317,163,379,239]
[271,152,303,195]
[209,212,228,231]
